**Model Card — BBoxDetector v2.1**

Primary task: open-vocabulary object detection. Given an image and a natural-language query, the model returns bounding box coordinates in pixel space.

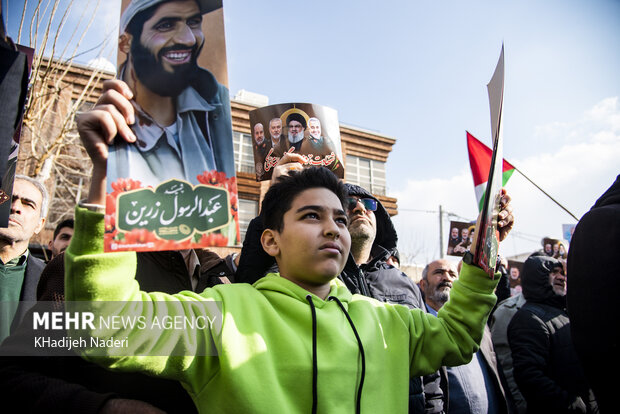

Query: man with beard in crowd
[420,259,508,414]
[286,113,306,152]
[107,0,235,188]
[341,185,445,413]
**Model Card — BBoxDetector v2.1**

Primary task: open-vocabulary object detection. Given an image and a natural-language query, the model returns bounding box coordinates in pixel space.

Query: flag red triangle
[467,131,515,187]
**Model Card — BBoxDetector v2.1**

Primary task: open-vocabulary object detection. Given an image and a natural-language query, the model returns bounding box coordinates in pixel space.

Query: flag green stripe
[502,169,515,186]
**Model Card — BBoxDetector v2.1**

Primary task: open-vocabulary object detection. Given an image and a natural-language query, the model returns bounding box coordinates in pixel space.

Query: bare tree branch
[15,0,113,235]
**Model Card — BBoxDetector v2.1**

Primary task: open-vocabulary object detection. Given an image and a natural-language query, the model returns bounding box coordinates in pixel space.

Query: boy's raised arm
[406,262,500,376]
[77,79,136,206]
[63,85,220,385]
[407,192,512,375]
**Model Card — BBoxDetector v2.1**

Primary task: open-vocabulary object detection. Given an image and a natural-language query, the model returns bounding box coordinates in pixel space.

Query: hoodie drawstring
[305,295,366,414]
[329,296,366,414]
[305,295,318,414]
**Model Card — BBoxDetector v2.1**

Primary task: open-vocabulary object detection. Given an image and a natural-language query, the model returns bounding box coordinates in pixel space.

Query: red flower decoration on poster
[105,172,239,252]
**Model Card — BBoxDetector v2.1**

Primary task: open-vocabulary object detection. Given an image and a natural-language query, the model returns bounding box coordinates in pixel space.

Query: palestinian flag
[467,131,515,211]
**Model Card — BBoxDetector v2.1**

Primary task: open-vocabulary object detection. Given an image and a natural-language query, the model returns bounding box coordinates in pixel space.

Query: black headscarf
[521,254,565,308]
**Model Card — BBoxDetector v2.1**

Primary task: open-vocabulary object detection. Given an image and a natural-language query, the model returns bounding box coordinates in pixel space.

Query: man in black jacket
[507,254,597,413]
[340,184,424,307]
[341,184,443,413]
[567,174,620,414]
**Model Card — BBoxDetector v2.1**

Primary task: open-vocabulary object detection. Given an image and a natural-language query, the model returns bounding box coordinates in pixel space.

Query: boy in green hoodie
[66,80,512,413]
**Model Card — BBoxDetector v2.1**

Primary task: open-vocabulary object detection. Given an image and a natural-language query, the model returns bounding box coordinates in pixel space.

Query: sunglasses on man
[346,197,378,212]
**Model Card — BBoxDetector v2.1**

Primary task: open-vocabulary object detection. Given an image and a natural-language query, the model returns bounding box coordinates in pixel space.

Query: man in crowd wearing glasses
[341,184,423,311]
[341,183,445,413]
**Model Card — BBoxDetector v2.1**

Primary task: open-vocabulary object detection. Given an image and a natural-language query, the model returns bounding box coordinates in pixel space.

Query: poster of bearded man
[249,102,345,181]
[105,0,239,252]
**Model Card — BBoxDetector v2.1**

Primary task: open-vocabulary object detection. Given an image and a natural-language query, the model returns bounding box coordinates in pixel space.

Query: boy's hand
[469,188,514,251]
[76,79,136,205]
[497,189,514,242]
[77,80,136,173]
[270,152,306,184]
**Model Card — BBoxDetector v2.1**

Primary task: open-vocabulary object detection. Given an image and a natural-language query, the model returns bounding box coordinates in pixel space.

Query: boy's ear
[261,228,280,258]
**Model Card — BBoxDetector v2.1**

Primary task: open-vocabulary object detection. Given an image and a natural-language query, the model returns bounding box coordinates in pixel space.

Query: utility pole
[439,205,444,258]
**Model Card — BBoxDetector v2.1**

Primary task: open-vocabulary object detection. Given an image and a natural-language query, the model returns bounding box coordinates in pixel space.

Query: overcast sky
[5,0,620,265]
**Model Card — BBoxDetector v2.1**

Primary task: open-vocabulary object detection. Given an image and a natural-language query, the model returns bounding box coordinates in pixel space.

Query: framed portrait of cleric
[507,260,523,296]
[105,0,239,252]
[446,220,476,257]
[248,103,345,181]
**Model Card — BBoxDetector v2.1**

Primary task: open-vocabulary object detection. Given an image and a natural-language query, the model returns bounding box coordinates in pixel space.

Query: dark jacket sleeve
[507,309,586,413]
[567,182,620,414]
[494,267,511,306]
[236,216,275,284]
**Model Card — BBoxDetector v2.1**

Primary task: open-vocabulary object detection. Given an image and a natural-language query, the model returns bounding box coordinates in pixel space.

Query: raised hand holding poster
[249,103,344,181]
[105,0,239,252]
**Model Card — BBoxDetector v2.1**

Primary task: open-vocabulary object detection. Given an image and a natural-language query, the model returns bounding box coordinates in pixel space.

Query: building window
[237,198,258,242]
[345,155,386,196]
[233,132,255,174]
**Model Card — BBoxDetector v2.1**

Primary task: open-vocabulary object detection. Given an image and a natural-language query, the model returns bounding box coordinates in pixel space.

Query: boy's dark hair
[53,219,74,240]
[260,167,347,232]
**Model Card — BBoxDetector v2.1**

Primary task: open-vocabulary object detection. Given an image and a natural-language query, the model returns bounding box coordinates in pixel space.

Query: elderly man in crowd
[0,175,47,341]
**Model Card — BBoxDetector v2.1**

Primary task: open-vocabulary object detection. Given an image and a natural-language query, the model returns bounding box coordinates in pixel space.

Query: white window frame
[233,132,255,174]
[345,155,386,196]
[237,198,258,242]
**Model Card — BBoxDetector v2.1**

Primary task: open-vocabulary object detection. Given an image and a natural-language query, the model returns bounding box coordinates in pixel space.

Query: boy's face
[262,188,351,290]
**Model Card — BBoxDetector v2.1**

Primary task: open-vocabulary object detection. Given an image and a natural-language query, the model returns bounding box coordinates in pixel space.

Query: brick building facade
[19,59,398,258]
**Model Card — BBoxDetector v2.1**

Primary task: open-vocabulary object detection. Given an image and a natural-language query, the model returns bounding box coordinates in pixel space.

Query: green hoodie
[65,206,499,413]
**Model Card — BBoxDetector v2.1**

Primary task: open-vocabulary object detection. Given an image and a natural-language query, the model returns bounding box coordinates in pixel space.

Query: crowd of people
[0,77,610,411]
[0,0,612,412]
